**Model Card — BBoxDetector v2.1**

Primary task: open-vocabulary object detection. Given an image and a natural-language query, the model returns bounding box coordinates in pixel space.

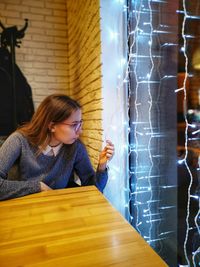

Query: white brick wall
[66,0,103,167]
[0,0,69,108]
[0,0,103,167]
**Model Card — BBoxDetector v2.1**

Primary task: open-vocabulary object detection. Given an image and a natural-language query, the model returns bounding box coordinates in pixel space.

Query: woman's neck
[49,143,62,148]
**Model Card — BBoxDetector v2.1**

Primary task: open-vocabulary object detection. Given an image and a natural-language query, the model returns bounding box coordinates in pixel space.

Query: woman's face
[49,109,82,146]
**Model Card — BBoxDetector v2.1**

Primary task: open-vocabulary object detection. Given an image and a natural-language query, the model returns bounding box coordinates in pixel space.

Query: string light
[101,0,200,265]
[127,1,200,265]
[127,0,189,265]
[100,0,130,217]
[128,0,170,251]
[178,1,200,266]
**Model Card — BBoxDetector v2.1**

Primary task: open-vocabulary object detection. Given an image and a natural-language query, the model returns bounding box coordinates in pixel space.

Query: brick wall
[0,0,103,167]
[0,0,69,109]
[66,0,103,167]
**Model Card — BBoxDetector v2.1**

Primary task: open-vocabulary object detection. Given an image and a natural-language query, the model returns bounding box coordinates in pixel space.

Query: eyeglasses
[59,120,83,132]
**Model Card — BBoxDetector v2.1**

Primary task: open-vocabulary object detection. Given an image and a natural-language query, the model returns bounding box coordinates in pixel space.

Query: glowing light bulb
[109,30,119,41]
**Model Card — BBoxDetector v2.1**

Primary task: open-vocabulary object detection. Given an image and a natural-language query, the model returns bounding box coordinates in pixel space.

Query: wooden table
[0,186,167,267]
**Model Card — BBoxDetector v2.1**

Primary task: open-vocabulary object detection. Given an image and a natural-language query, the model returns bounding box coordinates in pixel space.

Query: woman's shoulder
[75,139,86,150]
[63,139,86,153]
[4,131,28,145]
[8,131,26,141]
[0,131,27,152]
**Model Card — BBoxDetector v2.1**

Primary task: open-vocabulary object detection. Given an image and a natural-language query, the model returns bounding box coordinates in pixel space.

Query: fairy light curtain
[128,1,178,266]
[128,0,200,266]
[101,0,200,266]
[177,1,200,266]
[100,0,129,217]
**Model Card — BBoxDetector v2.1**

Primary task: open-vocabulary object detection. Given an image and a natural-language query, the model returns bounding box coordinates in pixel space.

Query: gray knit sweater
[0,132,108,200]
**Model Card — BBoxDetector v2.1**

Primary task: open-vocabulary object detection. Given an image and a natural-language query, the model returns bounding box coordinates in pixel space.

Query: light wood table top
[0,186,167,267]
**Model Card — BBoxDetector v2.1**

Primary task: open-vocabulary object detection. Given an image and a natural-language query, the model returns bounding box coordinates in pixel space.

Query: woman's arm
[97,140,115,171]
[74,141,108,192]
[0,132,41,200]
[0,178,41,200]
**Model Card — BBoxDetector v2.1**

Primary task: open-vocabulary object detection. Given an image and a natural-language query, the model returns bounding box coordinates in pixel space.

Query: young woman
[0,94,114,200]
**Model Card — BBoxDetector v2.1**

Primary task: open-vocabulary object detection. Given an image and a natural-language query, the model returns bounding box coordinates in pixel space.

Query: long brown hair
[17,94,81,150]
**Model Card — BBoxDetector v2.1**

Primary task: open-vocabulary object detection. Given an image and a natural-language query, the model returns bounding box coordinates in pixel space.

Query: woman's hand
[40,182,52,191]
[98,140,115,171]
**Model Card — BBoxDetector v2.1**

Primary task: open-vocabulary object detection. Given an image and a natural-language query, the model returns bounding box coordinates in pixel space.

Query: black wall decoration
[0,19,34,136]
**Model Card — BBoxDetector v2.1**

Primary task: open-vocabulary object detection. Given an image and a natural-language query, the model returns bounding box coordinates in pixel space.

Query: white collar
[42,143,63,156]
